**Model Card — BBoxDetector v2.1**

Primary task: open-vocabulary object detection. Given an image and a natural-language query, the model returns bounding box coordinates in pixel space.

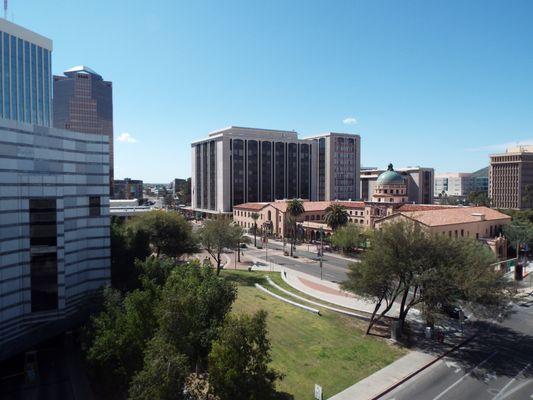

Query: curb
[254,283,321,314]
[369,333,478,400]
[266,275,372,321]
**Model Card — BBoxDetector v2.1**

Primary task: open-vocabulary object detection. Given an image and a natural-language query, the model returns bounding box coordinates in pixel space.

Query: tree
[163,193,176,209]
[523,184,533,209]
[251,212,260,247]
[128,210,198,258]
[286,199,305,257]
[467,191,491,207]
[324,204,349,231]
[342,220,510,335]
[184,373,219,400]
[157,262,237,370]
[84,284,160,397]
[331,223,366,253]
[208,311,282,400]
[129,335,189,400]
[111,217,151,292]
[199,218,242,275]
[503,218,533,255]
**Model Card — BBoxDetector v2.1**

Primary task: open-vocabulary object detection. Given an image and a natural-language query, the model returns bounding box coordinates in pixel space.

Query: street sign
[314,384,323,400]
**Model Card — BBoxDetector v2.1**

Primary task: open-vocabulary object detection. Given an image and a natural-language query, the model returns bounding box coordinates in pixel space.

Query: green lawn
[221,270,406,400]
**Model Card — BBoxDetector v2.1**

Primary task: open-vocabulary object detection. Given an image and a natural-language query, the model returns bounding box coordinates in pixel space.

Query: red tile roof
[400,206,511,227]
[271,200,365,212]
[233,202,269,211]
[397,204,457,212]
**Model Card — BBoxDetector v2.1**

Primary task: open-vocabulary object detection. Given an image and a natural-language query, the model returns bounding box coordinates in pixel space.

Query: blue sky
[13,0,533,182]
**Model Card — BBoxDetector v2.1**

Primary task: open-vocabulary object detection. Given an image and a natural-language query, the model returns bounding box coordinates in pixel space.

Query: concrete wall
[0,119,110,360]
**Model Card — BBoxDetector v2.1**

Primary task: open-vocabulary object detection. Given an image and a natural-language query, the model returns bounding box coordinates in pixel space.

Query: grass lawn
[221,270,406,400]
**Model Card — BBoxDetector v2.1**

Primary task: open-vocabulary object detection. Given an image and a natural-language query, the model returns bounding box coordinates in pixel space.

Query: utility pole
[319,228,324,280]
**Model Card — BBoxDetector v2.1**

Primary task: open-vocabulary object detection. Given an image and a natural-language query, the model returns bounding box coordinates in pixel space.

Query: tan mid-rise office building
[490,145,533,209]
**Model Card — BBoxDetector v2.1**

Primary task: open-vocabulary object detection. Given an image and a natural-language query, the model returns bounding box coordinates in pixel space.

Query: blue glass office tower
[0,18,52,126]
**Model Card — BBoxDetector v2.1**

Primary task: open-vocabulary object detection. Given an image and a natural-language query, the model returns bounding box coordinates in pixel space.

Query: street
[380,299,533,400]
[245,240,353,282]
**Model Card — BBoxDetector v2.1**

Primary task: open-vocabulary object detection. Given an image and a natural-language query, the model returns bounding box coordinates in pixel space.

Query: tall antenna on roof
[4,0,7,20]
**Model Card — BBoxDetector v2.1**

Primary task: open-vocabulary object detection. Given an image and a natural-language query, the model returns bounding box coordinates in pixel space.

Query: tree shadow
[221,271,267,287]
[408,317,533,381]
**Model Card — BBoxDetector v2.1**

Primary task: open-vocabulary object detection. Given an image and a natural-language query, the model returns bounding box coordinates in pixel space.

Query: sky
[11,0,533,182]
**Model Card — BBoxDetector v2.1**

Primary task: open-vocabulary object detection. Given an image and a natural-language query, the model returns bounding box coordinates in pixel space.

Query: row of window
[0,31,51,126]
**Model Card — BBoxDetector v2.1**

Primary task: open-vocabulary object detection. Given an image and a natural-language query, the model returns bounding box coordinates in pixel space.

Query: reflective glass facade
[0,30,51,125]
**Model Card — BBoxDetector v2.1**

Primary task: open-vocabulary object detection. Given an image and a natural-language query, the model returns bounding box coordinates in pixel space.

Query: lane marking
[493,362,531,400]
[445,361,461,374]
[432,351,498,400]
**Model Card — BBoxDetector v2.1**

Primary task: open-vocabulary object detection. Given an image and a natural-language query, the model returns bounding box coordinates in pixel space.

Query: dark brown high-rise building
[53,66,114,193]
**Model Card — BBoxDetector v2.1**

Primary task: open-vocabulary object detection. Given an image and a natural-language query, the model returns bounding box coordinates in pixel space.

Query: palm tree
[286,199,305,256]
[324,204,349,231]
[251,212,260,247]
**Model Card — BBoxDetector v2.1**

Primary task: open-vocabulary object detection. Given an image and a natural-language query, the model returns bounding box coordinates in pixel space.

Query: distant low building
[113,178,143,200]
[434,167,489,198]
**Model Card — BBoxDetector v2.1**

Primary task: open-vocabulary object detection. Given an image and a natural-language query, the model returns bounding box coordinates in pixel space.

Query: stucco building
[233,167,511,258]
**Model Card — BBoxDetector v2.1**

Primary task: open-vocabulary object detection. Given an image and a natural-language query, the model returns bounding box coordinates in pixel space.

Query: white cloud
[342,117,357,125]
[117,132,138,143]
[465,139,533,152]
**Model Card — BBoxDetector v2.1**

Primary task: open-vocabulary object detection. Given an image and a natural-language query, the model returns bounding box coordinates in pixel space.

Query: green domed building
[372,164,408,203]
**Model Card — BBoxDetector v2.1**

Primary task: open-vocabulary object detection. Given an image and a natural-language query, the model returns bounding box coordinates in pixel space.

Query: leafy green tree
[111,217,151,292]
[199,218,243,274]
[129,335,189,400]
[503,218,533,255]
[331,223,366,253]
[184,373,219,400]
[251,212,260,247]
[128,210,198,257]
[208,311,282,400]
[157,262,237,370]
[84,284,160,397]
[324,203,349,231]
[286,199,305,257]
[342,220,510,335]
[467,191,491,207]
[523,184,533,209]
[136,256,180,287]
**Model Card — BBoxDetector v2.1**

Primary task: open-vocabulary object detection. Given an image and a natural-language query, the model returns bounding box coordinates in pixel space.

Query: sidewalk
[281,267,403,317]
[328,351,435,400]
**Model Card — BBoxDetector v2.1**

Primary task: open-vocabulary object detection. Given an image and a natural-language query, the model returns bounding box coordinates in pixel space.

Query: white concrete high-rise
[0,19,110,360]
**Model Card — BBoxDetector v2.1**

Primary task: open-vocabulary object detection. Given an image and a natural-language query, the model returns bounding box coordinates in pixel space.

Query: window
[30,199,58,312]
[89,196,101,217]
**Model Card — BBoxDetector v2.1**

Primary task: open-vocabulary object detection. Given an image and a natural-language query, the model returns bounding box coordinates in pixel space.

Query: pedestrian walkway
[281,268,403,317]
[328,351,435,400]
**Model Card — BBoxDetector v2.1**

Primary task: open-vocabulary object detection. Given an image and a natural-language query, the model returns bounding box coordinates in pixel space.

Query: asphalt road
[245,244,351,283]
[379,298,533,400]
[247,239,354,282]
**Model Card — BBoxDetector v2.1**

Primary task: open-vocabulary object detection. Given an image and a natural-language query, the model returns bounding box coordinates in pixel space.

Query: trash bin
[391,321,401,341]
[425,326,433,339]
